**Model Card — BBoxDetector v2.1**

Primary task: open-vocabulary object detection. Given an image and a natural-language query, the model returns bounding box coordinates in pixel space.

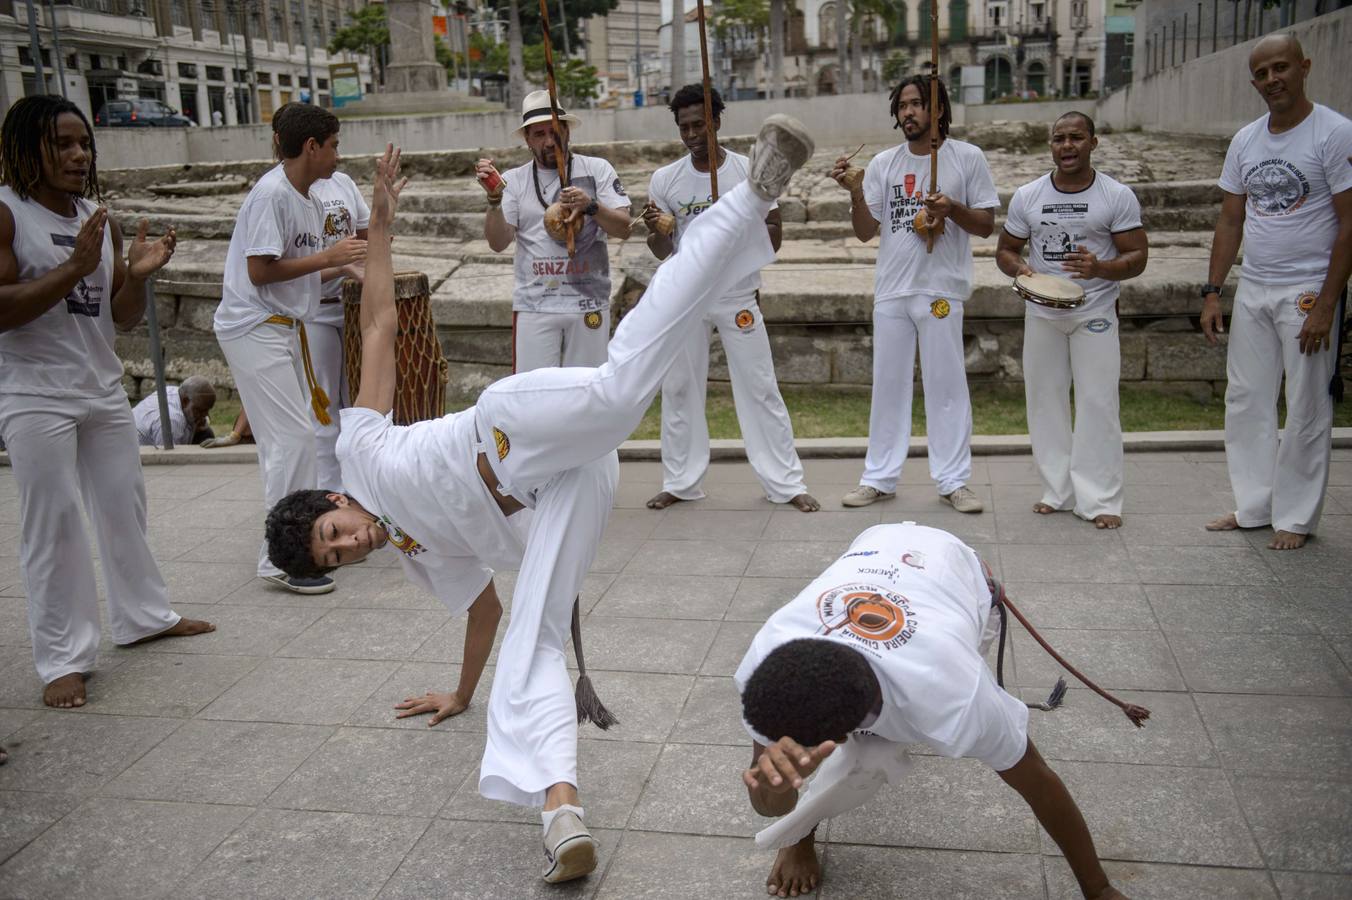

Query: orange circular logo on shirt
[735,309,755,329]
[931,299,951,319]
[816,583,917,649]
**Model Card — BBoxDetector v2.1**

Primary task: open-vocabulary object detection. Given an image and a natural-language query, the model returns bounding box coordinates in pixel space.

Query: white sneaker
[542,809,597,884]
[747,114,815,200]
[842,486,895,508]
[941,485,984,514]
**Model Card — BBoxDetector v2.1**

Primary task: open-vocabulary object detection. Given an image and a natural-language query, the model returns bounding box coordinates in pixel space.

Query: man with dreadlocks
[266,117,815,884]
[831,76,998,514]
[0,96,214,711]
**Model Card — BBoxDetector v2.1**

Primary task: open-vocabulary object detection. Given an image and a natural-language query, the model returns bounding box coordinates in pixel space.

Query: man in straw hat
[264,114,816,884]
[476,90,633,372]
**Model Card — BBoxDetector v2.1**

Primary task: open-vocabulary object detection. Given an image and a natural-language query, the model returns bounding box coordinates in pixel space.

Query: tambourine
[1013,272,1086,310]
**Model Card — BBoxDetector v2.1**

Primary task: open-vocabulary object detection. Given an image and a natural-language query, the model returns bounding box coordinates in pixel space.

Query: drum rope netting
[342,273,449,425]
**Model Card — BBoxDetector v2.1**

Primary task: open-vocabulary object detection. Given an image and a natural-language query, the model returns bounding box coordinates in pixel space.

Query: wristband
[1201,283,1222,299]
[584,199,599,217]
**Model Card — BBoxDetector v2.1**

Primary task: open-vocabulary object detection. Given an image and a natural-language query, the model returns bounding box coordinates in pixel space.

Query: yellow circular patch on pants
[584,311,603,330]
[931,299,951,319]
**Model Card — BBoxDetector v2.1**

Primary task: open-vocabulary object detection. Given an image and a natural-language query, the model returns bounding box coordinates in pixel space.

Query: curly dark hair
[265,489,339,578]
[0,95,101,201]
[669,83,725,122]
[274,104,339,159]
[889,74,951,139]
[741,638,878,746]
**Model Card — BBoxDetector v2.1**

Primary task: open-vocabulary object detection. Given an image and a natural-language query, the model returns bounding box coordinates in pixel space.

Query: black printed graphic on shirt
[1037,202,1090,261]
[1242,157,1311,216]
[51,232,103,317]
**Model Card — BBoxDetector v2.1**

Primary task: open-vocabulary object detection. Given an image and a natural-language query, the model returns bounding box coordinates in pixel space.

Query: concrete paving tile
[266,727,481,817]
[761,510,879,542]
[1130,544,1279,586]
[744,540,849,578]
[157,560,260,601]
[994,509,1114,544]
[0,597,28,645]
[1236,775,1352,874]
[991,482,1050,514]
[667,482,787,511]
[1145,586,1318,634]
[1167,633,1352,695]
[594,831,795,900]
[100,718,331,805]
[1119,513,1252,546]
[345,662,490,734]
[1001,543,1138,584]
[1258,541,1352,588]
[1126,458,1233,487]
[898,508,1003,545]
[650,509,772,542]
[141,474,239,501]
[1003,582,1157,630]
[1010,628,1185,691]
[336,575,447,610]
[0,790,81,864]
[409,614,506,665]
[0,707,40,743]
[591,574,739,620]
[725,577,810,621]
[170,526,269,563]
[152,499,263,530]
[1044,857,1276,899]
[216,574,346,608]
[816,845,1045,899]
[0,713,181,796]
[180,807,430,900]
[1043,761,1263,867]
[277,608,450,661]
[987,458,1044,485]
[141,603,327,655]
[575,617,719,675]
[831,756,1040,853]
[668,676,751,747]
[442,738,660,829]
[699,621,765,676]
[600,507,662,542]
[0,797,251,900]
[1271,871,1352,899]
[623,539,756,576]
[77,652,261,718]
[1023,688,1217,768]
[198,657,398,725]
[1195,694,1352,778]
[629,743,774,838]
[1330,635,1352,670]
[379,819,616,899]
[1121,483,1238,515]
[569,671,693,744]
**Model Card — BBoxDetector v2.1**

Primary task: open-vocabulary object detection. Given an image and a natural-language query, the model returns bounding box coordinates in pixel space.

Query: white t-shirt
[0,187,121,398]
[309,172,370,328]
[1004,170,1144,319]
[864,139,1000,303]
[213,164,326,341]
[1219,103,1352,286]
[133,385,193,446]
[734,523,1029,772]
[336,406,532,615]
[500,153,629,314]
[647,150,777,302]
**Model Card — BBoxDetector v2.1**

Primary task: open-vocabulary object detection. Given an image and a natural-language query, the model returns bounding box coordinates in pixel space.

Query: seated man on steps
[263,117,816,884]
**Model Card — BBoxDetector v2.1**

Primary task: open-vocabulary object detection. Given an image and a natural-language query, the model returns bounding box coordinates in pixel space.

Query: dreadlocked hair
[0,95,101,201]
[741,638,877,747]
[889,74,951,139]
[669,83,725,122]
[265,489,339,579]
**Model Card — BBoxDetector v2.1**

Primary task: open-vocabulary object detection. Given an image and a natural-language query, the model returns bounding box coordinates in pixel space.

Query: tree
[489,0,620,50]
[881,49,911,85]
[471,35,602,106]
[713,0,768,39]
[329,4,389,88]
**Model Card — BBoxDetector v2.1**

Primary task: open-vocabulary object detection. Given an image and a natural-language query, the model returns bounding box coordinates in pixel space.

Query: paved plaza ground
[0,450,1350,899]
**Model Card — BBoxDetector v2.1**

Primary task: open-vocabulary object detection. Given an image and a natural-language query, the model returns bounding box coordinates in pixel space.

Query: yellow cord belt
[264,314,331,426]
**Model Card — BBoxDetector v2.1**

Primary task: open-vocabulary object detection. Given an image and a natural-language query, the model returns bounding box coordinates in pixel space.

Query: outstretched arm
[352,144,408,415]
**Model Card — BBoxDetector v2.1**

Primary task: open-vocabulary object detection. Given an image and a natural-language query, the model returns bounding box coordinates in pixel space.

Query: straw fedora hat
[514,89,581,134]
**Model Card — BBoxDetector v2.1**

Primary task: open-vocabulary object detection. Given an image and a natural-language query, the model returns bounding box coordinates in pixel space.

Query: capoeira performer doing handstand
[643,84,818,514]
[265,118,816,883]
[997,111,1148,530]
[736,522,1128,899]
[0,96,214,712]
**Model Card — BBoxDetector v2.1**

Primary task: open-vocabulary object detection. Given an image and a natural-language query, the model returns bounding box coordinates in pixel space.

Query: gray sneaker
[842,485,895,508]
[542,809,598,884]
[747,114,815,200]
[941,485,984,514]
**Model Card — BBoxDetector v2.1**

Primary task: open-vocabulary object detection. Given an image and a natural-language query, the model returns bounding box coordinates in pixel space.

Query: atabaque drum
[342,272,449,425]
[1013,272,1086,310]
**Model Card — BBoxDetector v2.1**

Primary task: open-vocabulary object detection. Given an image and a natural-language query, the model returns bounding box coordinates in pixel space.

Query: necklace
[531,155,573,210]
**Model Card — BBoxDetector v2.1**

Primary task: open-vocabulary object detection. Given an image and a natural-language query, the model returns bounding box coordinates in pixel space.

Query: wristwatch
[583,199,599,217]
[1200,283,1223,299]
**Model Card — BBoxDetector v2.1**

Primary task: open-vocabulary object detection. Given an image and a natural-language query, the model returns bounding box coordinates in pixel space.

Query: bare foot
[646,491,685,510]
[1033,502,1059,515]
[43,672,86,709]
[1269,530,1309,550]
[122,617,216,646]
[1094,514,1123,530]
[1205,512,1241,531]
[788,493,820,513]
[765,837,821,897]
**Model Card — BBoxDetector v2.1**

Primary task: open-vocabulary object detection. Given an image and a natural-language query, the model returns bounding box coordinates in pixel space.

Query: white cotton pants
[306,316,346,492]
[860,294,973,496]
[1224,278,1339,535]
[0,389,179,684]
[513,309,611,373]
[473,181,776,807]
[219,322,318,576]
[1023,309,1124,519]
[657,294,807,503]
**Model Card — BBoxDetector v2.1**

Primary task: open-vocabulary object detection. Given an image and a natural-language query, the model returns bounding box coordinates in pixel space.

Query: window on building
[170,0,190,28]
[75,0,115,12]
[318,78,329,90]
[1030,2,1045,22]
[950,0,968,40]
[89,54,103,70]
[18,47,53,68]
[278,73,293,86]
[300,76,310,88]
[271,10,285,42]
[818,2,836,48]
[178,62,198,80]
[206,65,225,81]
[918,0,932,43]
[257,72,272,85]
[233,68,249,82]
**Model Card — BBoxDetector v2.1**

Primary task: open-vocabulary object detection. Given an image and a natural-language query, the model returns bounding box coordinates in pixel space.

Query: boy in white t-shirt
[997,112,1148,530]
[642,84,818,514]
[475,91,632,372]
[264,121,814,884]
[735,523,1126,900]
[830,76,999,514]
[214,104,367,593]
[1200,34,1352,550]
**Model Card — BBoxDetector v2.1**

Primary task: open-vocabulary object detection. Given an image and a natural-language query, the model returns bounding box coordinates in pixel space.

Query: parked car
[94,99,195,127]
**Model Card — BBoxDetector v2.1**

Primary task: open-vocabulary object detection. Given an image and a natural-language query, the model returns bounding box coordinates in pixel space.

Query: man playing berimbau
[264,116,816,884]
